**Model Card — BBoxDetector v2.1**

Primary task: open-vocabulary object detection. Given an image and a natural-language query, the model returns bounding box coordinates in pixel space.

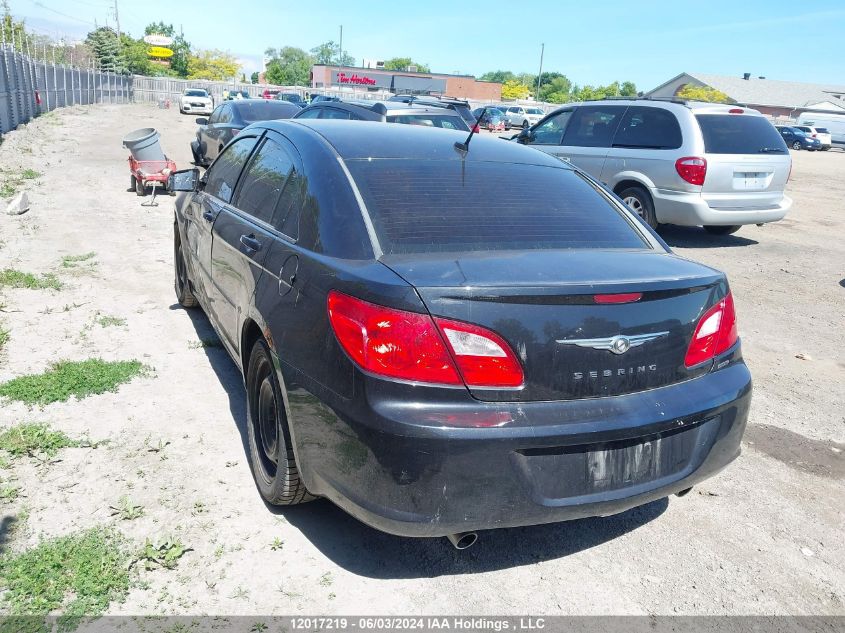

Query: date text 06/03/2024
[289,617,547,630]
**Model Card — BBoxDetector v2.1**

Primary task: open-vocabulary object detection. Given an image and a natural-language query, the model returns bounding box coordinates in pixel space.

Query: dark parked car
[169,121,750,548]
[388,94,475,128]
[191,100,301,166]
[471,107,507,131]
[275,92,306,107]
[775,126,821,151]
[293,100,470,131]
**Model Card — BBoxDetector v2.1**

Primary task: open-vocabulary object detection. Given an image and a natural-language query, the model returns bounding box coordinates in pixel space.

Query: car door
[210,133,296,353]
[557,105,627,178]
[208,105,235,162]
[198,105,222,160]
[188,135,260,331]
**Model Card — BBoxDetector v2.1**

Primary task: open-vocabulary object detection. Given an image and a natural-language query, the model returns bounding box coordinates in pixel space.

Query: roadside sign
[148,46,174,58]
[143,34,173,46]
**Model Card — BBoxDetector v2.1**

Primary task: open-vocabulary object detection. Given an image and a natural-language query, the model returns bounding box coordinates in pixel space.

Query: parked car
[225,90,251,101]
[309,95,340,103]
[502,105,545,130]
[798,114,845,149]
[471,107,506,132]
[260,89,281,99]
[294,100,471,131]
[793,125,832,150]
[168,120,750,548]
[191,100,301,166]
[178,89,213,115]
[775,126,821,151]
[516,99,792,235]
[388,94,476,129]
[275,92,306,107]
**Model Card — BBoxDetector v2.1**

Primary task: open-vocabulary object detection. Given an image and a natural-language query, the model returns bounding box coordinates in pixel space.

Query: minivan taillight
[327,291,524,388]
[675,157,707,186]
[684,292,738,368]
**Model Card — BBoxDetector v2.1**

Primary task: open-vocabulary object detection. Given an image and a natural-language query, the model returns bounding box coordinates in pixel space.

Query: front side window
[320,108,351,120]
[204,136,259,203]
[295,108,322,119]
[613,106,682,149]
[530,110,573,145]
[233,139,294,225]
[562,106,626,148]
[208,106,223,124]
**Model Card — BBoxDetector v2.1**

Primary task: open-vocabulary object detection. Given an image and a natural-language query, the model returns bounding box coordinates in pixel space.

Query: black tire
[191,142,202,166]
[522,120,529,130]
[174,224,198,308]
[704,225,742,235]
[135,177,145,196]
[246,338,315,506]
[792,141,801,150]
[618,185,658,229]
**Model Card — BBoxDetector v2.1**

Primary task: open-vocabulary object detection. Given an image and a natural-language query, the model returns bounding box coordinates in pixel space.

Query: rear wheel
[704,225,741,235]
[792,141,801,150]
[618,185,658,229]
[135,177,145,196]
[174,224,198,308]
[246,339,315,506]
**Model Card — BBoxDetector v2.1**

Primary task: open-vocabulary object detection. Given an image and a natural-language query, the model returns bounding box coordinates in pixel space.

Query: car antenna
[454,107,486,156]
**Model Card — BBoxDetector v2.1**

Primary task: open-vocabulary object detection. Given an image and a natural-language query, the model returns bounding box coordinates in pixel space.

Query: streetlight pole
[536,43,544,101]
[339,25,343,65]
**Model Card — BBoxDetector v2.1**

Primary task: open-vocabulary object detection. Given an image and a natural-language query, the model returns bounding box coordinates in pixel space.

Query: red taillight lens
[472,124,480,133]
[327,291,524,388]
[684,292,738,368]
[675,157,707,186]
[728,108,744,114]
[434,317,524,388]
[594,293,642,304]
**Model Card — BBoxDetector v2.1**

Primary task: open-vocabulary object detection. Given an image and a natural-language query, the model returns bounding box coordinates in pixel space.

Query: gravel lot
[0,103,842,617]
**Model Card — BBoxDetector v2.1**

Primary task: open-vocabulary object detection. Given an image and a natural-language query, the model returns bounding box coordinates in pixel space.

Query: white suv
[502,105,544,130]
[794,125,832,150]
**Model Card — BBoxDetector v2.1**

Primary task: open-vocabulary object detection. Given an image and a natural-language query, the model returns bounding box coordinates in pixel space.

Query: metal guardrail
[0,45,130,134]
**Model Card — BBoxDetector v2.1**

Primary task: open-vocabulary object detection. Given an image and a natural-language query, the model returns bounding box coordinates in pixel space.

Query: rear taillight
[728,108,744,114]
[812,133,817,138]
[594,293,642,304]
[675,157,707,186]
[684,292,738,368]
[472,124,480,133]
[327,291,524,388]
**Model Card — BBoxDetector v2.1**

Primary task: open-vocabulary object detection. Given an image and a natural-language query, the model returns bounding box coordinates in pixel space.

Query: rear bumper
[289,359,752,538]
[651,187,791,226]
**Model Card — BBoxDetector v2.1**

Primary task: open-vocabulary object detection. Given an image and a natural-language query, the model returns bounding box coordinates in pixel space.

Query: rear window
[386,115,468,130]
[696,114,788,154]
[185,90,207,97]
[238,102,298,123]
[347,160,648,254]
[816,128,829,133]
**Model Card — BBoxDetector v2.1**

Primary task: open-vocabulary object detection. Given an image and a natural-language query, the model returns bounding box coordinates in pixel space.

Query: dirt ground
[0,103,842,616]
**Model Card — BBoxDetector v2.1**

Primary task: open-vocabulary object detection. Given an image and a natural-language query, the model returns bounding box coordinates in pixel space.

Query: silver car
[516,99,792,235]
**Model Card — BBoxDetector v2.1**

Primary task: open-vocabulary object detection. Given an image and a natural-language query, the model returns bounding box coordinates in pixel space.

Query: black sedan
[169,121,750,548]
[775,126,821,151]
[191,99,301,166]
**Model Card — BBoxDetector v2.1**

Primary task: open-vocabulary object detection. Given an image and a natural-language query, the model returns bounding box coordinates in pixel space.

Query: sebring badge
[556,331,669,355]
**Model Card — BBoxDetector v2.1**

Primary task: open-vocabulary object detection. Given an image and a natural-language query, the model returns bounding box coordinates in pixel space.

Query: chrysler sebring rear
[171,121,751,546]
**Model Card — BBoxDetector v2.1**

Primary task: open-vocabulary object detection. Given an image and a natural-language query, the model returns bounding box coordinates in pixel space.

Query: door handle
[239,234,262,253]
[202,210,214,222]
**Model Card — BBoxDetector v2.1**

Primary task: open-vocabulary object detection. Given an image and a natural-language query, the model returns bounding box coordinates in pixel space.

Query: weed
[145,438,170,453]
[270,537,284,551]
[0,269,62,290]
[191,501,207,516]
[213,545,224,559]
[109,496,144,521]
[0,359,146,405]
[0,484,20,502]
[0,325,8,351]
[188,337,222,349]
[229,586,250,600]
[0,527,130,627]
[251,624,268,632]
[61,252,96,269]
[0,181,16,198]
[319,571,333,587]
[21,169,40,180]
[329,592,336,600]
[133,538,191,571]
[96,315,126,328]
[0,422,78,459]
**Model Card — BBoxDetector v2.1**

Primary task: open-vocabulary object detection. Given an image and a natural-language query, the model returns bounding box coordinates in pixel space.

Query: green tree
[479,70,515,83]
[383,57,430,73]
[309,40,354,66]
[144,21,174,37]
[501,79,529,100]
[620,81,637,96]
[186,49,240,80]
[676,84,732,103]
[539,75,573,103]
[250,71,259,84]
[85,27,125,73]
[1,1,26,52]
[120,34,151,75]
[264,46,313,85]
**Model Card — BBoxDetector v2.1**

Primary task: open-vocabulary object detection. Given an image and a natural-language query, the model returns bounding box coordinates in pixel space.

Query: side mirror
[195,117,209,126]
[168,168,200,192]
[516,127,534,144]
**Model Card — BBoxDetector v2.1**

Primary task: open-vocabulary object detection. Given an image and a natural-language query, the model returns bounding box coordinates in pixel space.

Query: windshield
[347,160,647,255]
[526,108,544,114]
[696,115,788,154]
[185,90,207,97]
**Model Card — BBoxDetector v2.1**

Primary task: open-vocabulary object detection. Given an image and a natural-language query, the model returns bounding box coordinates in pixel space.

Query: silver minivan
[516,99,792,235]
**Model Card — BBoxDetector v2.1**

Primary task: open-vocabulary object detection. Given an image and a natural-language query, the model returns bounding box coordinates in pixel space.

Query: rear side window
[613,106,682,149]
[696,115,787,154]
[295,108,322,119]
[562,106,626,148]
[204,136,259,203]
[320,108,351,120]
[233,139,294,225]
[347,160,648,254]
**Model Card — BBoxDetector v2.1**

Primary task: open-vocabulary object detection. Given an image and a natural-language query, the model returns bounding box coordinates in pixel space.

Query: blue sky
[10,0,845,90]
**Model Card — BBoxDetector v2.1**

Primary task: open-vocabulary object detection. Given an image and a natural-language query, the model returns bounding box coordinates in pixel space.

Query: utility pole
[113,0,120,41]
[536,43,544,101]
[338,25,342,65]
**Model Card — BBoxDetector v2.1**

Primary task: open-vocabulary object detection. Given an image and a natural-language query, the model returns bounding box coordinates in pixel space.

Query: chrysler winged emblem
[556,332,669,355]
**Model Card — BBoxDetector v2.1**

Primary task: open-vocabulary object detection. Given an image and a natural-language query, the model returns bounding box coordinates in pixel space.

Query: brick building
[310,65,502,101]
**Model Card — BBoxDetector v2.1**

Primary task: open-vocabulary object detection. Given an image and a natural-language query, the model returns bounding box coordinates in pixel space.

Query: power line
[32,0,97,26]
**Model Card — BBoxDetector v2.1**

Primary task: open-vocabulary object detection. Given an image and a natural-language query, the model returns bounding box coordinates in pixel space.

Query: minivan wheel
[792,141,801,150]
[618,186,658,229]
[174,225,198,308]
[704,225,741,236]
[246,339,315,506]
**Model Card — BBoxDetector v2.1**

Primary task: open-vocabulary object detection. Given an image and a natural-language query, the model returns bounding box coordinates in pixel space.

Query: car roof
[229,100,300,115]
[256,119,575,166]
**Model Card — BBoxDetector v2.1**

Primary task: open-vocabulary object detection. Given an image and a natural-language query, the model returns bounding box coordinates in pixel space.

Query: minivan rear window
[696,115,788,154]
[347,160,648,254]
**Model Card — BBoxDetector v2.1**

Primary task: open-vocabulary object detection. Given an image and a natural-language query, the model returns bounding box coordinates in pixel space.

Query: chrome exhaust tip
[446,531,478,550]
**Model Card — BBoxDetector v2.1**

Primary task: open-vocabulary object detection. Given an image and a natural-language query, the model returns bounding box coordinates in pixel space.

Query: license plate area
[733,171,772,190]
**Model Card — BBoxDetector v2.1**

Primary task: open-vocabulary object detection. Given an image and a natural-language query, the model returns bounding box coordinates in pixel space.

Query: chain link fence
[0,44,131,135]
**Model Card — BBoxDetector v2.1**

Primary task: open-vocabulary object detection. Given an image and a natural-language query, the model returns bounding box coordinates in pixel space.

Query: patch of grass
[0,325,8,352]
[21,169,40,180]
[0,181,16,198]
[96,315,126,328]
[0,423,78,459]
[0,527,130,628]
[0,484,20,502]
[319,571,333,587]
[133,538,191,571]
[61,252,96,269]
[0,269,62,290]
[0,359,146,405]
[269,537,284,551]
[109,496,144,521]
